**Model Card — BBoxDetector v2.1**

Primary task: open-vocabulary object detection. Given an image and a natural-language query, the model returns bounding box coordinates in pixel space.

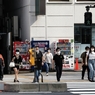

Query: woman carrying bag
[12,50,22,82]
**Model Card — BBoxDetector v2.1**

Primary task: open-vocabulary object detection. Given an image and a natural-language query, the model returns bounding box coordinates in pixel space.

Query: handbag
[9,62,15,67]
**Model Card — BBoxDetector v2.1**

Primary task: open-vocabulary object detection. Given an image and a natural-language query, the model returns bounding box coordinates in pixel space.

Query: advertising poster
[31,40,49,53]
[74,43,81,59]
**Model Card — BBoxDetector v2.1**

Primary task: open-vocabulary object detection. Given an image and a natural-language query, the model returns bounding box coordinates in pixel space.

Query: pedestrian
[33,46,43,83]
[53,47,64,82]
[80,46,90,80]
[86,45,95,82]
[12,50,22,82]
[0,51,5,80]
[43,48,53,76]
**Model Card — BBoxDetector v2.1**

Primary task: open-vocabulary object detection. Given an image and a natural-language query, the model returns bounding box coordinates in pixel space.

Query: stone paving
[2,71,89,83]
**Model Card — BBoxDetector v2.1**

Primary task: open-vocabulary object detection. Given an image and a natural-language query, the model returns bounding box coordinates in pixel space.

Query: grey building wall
[5,0,36,41]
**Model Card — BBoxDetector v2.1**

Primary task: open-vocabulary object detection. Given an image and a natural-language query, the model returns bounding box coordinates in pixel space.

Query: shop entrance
[74,24,95,61]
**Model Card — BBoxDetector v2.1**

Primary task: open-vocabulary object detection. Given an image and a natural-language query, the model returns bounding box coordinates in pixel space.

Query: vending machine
[30,40,49,70]
[54,39,74,70]
[13,41,31,70]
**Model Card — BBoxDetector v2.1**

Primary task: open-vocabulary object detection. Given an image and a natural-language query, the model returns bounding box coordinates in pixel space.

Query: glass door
[81,27,91,44]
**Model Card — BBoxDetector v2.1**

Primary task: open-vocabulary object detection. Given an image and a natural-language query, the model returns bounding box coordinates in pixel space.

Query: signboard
[31,40,49,53]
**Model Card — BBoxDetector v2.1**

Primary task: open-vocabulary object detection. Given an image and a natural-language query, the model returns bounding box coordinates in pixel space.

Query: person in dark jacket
[53,47,64,82]
[12,50,22,82]
[80,46,90,80]
[34,46,43,83]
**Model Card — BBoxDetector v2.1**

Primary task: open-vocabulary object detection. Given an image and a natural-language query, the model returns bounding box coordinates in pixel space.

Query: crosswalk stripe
[68,88,95,94]
[71,92,95,94]
[68,88,95,91]
[67,82,95,95]
[80,94,95,95]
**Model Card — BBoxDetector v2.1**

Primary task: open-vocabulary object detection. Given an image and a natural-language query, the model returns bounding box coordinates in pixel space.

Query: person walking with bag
[86,45,95,82]
[12,50,22,82]
[53,48,64,82]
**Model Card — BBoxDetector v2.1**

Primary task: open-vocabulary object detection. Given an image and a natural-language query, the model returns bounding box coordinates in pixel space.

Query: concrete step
[0,82,4,91]
[4,82,67,92]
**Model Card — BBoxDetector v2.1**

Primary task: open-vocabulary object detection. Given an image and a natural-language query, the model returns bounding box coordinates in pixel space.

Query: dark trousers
[82,65,89,79]
[0,63,3,80]
[56,65,62,81]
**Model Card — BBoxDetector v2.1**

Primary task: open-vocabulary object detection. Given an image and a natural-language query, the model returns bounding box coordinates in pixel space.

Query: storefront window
[74,24,95,45]
[49,0,69,1]
[48,0,71,3]
[35,0,45,15]
[76,0,95,3]
[77,0,95,1]
[81,28,91,44]
[74,27,81,43]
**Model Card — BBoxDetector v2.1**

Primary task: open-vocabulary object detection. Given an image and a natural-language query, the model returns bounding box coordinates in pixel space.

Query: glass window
[81,28,91,44]
[77,0,95,1]
[35,0,45,15]
[74,27,81,43]
[74,25,92,44]
[49,0,69,1]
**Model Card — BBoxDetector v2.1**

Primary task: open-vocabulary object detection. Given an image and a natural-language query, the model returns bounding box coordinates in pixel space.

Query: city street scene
[0,0,95,95]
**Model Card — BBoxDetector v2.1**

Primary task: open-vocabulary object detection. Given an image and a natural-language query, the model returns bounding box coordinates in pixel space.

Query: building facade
[31,0,95,58]
[1,0,95,73]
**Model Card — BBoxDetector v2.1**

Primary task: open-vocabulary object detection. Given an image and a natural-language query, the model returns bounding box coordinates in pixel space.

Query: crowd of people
[33,46,64,83]
[0,45,64,83]
[81,45,95,82]
[0,45,95,83]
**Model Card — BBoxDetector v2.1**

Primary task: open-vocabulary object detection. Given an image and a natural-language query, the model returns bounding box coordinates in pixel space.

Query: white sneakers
[46,73,48,76]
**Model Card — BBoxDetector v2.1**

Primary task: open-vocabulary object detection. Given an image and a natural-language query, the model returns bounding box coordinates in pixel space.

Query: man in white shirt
[43,48,53,76]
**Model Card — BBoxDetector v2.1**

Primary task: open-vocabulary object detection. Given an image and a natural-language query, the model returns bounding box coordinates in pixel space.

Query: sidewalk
[3,71,88,83]
[0,71,89,92]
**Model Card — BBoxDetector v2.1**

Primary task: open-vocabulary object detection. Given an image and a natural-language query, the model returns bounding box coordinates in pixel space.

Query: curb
[4,82,67,92]
[0,82,4,91]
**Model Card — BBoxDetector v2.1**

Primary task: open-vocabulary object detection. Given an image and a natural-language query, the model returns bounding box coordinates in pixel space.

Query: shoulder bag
[9,62,15,67]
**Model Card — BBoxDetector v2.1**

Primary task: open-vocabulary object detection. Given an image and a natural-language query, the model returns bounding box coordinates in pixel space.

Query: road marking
[71,92,95,94]
[68,89,95,91]
[66,82,94,83]
[19,91,52,94]
[80,94,95,95]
